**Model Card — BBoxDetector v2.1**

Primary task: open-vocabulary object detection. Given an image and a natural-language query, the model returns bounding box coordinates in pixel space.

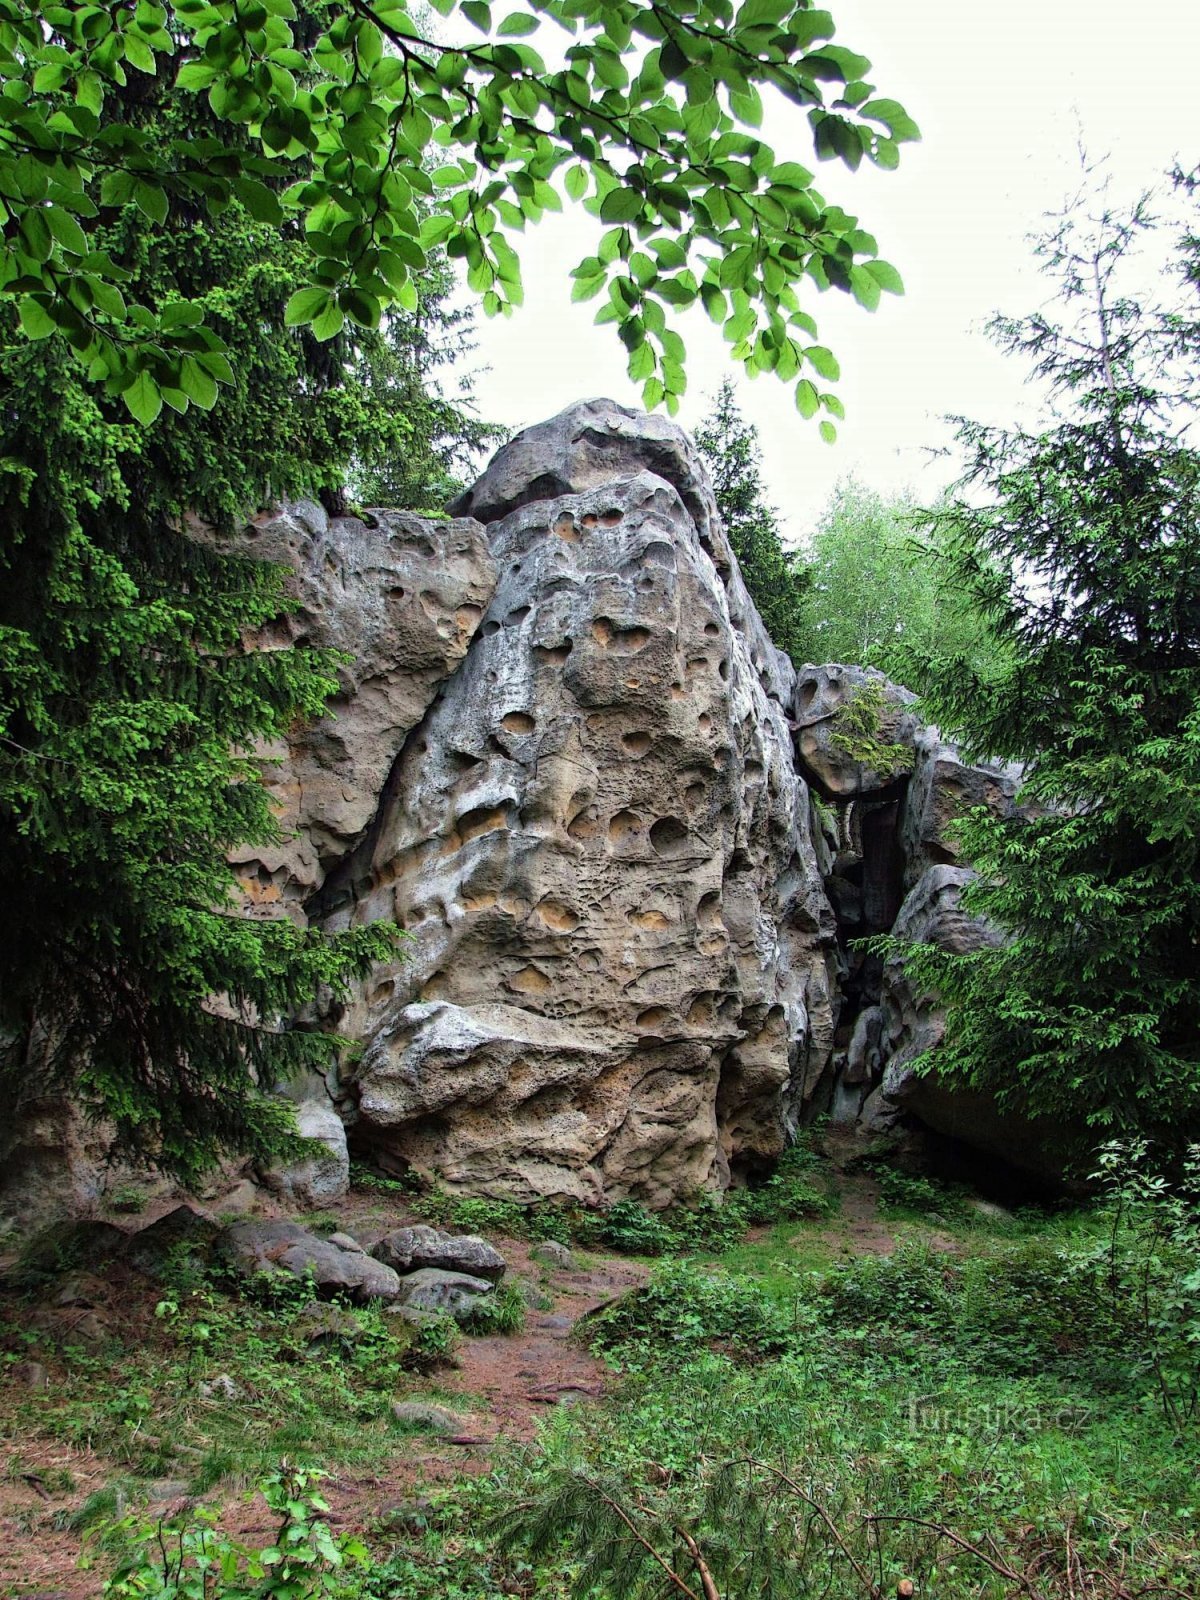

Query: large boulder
[901,727,1022,885]
[218,1220,401,1302]
[370,1225,506,1283]
[125,1205,220,1278]
[336,404,838,1206]
[261,1097,350,1207]
[859,865,1067,1182]
[791,665,918,799]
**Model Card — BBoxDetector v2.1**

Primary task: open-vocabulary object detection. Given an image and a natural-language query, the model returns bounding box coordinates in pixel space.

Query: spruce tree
[695,378,811,662]
[0,66,486,1183]
[895,183,1200,1157]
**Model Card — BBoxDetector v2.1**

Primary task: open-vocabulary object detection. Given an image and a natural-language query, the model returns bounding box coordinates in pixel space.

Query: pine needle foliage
[888,177,1200,1155]
[0,38,494,1183]
[695,378,811,661]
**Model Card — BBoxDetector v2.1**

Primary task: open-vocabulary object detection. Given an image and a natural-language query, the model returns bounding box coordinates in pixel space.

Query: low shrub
[92,1466,366,1598]
[586,1259,804,1362]
[460,1282,526,1336]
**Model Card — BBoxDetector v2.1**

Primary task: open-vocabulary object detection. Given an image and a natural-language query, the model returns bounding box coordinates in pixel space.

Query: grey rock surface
[371,1226,506,1283]
[337,411,837,1207]
[125,1206,219,1278]
[219,1220,401,1302]
[220,498,497,917]
[393,1267,495,1322]
[901,726,1023,886]
[261,1098,350,1207]
[530,1241,575,1270]
[791,664,918,798]
[390,1400,468,1433]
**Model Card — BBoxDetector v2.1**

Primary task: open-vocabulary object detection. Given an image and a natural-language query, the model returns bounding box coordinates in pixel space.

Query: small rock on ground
[390,1401,468,1434]
[394,1267,494,1323]
[531,1241,575,1271]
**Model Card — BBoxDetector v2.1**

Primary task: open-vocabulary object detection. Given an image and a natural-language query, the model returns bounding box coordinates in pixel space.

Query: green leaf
[865,259,904,295]
[122,368,163,425]
[122,32,158,74]
[175,61,216,91]
[100,172,137,207]
[861,97,921,143]
[498,12,539,34]
[849,265,881,311]
[17,297,58,341]
[236,179,284,226]
[564,165,588,202]
[340,287,381,330]
[284,286,331,327]
[795,378,819,419]
[20,210,52,263]
[819,418,837,444]
[45,208,89,257]
[180,356,218,409]
[159,300,204,331]
[311,300,344,341]
[135,182,169,225]
[737,0,792,24]
[600,189,644,225]
[805,345,840,381]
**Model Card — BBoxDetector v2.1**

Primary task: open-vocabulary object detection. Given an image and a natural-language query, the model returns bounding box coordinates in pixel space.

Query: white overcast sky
[460,0,1199,546]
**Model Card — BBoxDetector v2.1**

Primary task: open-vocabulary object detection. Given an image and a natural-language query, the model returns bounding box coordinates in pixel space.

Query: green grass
[8,1148,1198,1600]
[0,1267,462,1496]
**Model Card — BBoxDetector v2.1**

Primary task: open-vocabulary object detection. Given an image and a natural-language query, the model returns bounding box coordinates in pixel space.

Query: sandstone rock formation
[0,399,1055,1225]
[901,727,1022,886]
[212,404,1045,1199]
[791,664,918,799]
[320,401,838,1208]
[225,499,496,917]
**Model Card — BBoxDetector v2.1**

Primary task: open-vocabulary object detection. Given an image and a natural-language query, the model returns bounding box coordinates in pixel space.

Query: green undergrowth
[357,1135,835,1261]
[487,1147,1200,1600]
[81,1179,1200,1599]
[0,1260,464,1504]
[11,1143,1199,1600]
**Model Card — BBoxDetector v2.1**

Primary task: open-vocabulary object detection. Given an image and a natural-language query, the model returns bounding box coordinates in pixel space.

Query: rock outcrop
[191,405,1046,1199]
[316,401,838,1207]
[225,499,496,917]
[0,399,1055,1225]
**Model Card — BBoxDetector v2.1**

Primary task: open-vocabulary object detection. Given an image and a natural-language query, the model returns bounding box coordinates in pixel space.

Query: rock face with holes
[0,402,1060,1227]
[900,727,1023,887]
[222,499,496,918]
[316,400,839,1207]
[790,664,919,800]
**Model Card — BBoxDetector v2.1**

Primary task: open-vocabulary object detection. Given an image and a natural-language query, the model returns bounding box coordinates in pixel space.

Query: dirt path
[1,1153,921,1596]
[0,1230,647,1597]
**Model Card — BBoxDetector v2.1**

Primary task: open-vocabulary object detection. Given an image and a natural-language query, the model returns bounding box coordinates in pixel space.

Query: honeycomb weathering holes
[591,617,652,652]
[698,890,722,927]
[534,640,573,665]
[649,816,689,858]
[636,1006,673,1030]
[452,804,510,845]
[534,899,580,933]
[607,808,643,847]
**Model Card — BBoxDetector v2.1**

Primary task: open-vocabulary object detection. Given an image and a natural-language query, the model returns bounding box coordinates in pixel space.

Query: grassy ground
[1,1143,1197,1598]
